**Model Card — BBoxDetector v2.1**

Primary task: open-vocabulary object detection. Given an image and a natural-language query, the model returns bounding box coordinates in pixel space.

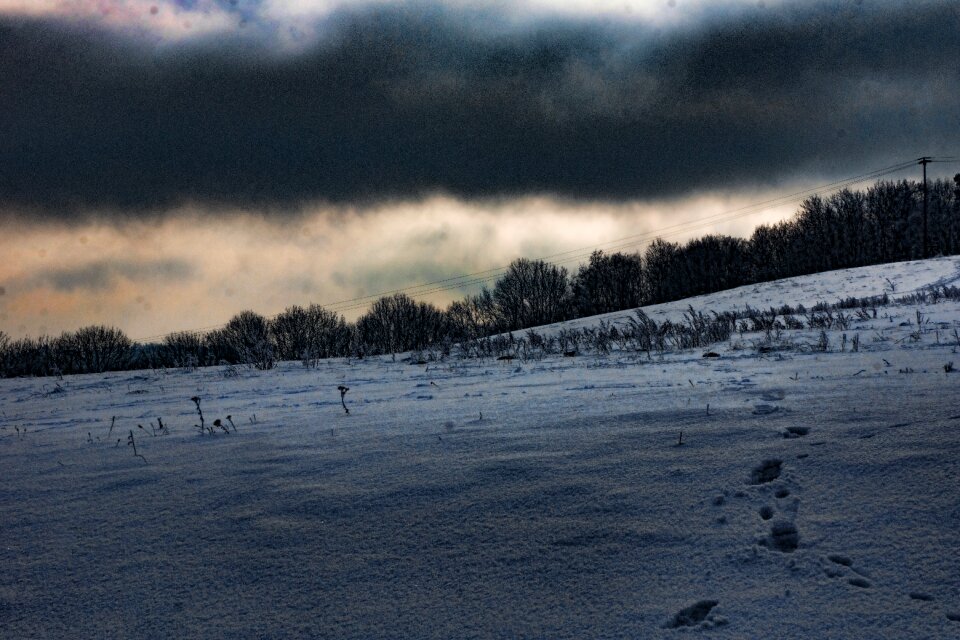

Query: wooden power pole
[918,157,931,258]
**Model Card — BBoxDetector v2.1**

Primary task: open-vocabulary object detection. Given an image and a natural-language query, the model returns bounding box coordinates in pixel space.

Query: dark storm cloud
[24,259,195,292]
[1,1,958,219]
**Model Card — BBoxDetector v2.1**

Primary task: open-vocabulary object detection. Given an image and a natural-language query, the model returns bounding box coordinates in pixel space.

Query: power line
[317,159,919,310]
[311,159,918,315]
[132,159,919,342]
[288,159,918,316]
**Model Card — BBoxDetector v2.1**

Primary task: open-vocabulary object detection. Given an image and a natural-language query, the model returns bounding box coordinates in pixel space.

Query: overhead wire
[133,158,920,341]
[297,159,918,316]
[276,159,919,316]
[307,159,919,311]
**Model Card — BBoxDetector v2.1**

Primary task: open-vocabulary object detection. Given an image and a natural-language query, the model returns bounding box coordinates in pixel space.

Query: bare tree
[643,239,683,305]
[162,331,205,368]
[572,250,646,316]
[221,310,275,370]
[357,293,447,354]
[271,304,352,363]
[271,305,312,361]
[446,289,498,341]
[492,258,571,331]
[64,326,133,373]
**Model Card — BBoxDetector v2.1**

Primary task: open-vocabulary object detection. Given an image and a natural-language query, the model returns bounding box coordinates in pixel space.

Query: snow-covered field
[3,258,960,638]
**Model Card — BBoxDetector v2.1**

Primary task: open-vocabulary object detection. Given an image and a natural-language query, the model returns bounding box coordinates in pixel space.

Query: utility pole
[919,157,930,259]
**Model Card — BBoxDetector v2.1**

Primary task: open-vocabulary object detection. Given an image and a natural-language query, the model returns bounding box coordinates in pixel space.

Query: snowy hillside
[545,255,960,330]
[2,257,960,638]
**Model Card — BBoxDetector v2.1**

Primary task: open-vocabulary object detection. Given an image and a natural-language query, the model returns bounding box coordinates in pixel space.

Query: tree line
[2,176,958,377]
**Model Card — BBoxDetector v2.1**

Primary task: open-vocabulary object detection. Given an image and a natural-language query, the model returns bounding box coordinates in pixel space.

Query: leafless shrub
[556,328,582,355]
[626,309,663,357]
[806,311,835,330]
[782,315,805,330]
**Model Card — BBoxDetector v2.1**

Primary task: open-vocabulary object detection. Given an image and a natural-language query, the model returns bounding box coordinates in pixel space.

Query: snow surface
[3,257,960,638]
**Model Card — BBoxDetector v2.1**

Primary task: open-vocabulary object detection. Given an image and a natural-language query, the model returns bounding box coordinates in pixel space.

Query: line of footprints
[667,418,959,630]
[745,454,953,612]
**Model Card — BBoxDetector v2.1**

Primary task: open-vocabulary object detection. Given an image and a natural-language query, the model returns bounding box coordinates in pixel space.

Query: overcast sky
[1,0,958,340]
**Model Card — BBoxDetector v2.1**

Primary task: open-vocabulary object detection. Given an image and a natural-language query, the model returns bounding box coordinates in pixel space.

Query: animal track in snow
[784,426,810,438]
[764,520,799,553]
[759,505,774,520]
[753,404,779,415]
[749,459,783,484]
[775,488,791,499]
[827,554,853,567]
[822,555,851,577]
[823,565,845,578]
[821,555,876,590]
[666,600,724,628]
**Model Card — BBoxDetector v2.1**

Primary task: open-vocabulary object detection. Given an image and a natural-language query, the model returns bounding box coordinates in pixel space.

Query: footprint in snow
[749,459,783,485]
[753,404,779,415]
[765,520,800,553]
[783,426,810,438]
[822,555,872,588]
[665,600,726,629]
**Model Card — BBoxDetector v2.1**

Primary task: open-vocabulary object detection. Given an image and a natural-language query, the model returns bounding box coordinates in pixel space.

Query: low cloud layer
[0,1,958,220]
[0,194,795,338]
[26,259,195,292]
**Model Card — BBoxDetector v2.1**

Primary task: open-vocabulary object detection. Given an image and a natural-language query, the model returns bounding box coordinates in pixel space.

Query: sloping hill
[551,254,960,330]
[2,258,959,638]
